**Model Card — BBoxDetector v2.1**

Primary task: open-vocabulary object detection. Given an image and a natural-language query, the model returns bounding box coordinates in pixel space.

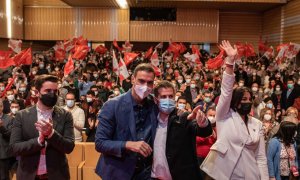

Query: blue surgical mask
[204,97,211,103]
[266,103,273,109]
[158,98,176,114]
[288,84,294,89]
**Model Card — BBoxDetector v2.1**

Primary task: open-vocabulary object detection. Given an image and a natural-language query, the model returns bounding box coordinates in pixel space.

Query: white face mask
[134,84,152,100]
[7,95,14,101]
[252,87,258,92]
[178,103,186,110]
[186,79,191,83]
[238,82,244,87]
[11,108,18,114]
[19,87,26,92]
[86,97,93,103]
[0,86,4,91]
[264,114,272,121]
[207,116,216,124]
[66,100,75,108]
[177,80,183,84]
[190,84,196,89]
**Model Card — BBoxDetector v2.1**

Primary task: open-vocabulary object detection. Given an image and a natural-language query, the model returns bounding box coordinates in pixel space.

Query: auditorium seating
[66,142,101,180]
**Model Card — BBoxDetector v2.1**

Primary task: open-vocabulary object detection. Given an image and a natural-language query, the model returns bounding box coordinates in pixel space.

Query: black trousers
[0,158,15,180]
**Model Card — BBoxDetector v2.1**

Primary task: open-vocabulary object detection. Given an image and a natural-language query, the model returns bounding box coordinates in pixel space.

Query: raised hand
[187,105,208,127]
[219,40,238,60]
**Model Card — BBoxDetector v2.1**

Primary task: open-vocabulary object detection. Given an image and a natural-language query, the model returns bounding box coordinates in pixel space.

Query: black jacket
[9,105,75,180]
[0,114,13,159]
[164,109,212,180]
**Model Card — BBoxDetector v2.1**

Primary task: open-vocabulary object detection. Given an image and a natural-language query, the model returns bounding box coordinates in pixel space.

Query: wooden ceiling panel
[24,0,69,6]
[24,0,286,12]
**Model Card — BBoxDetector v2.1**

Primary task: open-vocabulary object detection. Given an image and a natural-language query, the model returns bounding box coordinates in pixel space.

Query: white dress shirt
[151,114,172,180]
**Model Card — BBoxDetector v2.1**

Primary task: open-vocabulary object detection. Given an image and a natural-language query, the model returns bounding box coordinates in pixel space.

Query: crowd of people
[0,39,300,180]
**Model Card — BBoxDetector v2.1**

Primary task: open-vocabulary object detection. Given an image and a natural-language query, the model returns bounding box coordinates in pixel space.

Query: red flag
[263,46,274,59]
[192,45,202,58]
[95,45,107,54]
[122,40,133,52]
[0,76,16,98]
[0,51,15,69]
[72,45,89,60]
[151,49,159,67]
[124,52,139,66]
[179,43,187,54]
[118,56,130,82]
[285,43,300,59]
[112,50,119,74]
[259,36,268,53]
[152,64,161,76]
[145,46,153,59]
[167,42,181,54]
[63,38,75,52]
[55,48,66,61]
[235,42,245,58]
[75,36,88,46]
[12,48,32,66]
[64,55,74,76]
[155,42,163,49]
[206,48,225,70]
[113,39,123,51]
[244,43,256,57]
[8,39,22,53]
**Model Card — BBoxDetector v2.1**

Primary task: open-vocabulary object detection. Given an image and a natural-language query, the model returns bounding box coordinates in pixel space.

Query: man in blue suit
[95,63,157,180]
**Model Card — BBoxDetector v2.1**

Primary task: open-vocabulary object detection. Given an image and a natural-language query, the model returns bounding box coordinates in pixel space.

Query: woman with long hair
[267,121,298,180]
[200,40,269,180]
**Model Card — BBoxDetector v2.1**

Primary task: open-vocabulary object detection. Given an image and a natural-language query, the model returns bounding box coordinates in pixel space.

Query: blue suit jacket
[95,90,157,180]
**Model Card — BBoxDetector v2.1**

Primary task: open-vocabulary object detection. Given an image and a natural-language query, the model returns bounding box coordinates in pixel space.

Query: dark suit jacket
[281,87,300,110]
[9,105,75,180]
[3,99,25,114]
[0,114,13,159]
[164,109,212,180]
[95,90,157,180]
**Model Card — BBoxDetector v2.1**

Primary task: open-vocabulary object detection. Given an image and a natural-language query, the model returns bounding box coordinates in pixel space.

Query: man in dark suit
[3,89,25,114]
[95,63,157,180]
[9,75,75,180]
[281,78,300,110]
[151,80,212,180]
[0,99,14,180]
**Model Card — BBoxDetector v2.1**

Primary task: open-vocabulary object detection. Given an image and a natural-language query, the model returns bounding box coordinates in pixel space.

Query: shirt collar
[36,105,54,114]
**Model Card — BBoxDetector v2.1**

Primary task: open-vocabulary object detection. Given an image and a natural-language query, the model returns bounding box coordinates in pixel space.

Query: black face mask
[40,92,58,107]
[237,102,252,115]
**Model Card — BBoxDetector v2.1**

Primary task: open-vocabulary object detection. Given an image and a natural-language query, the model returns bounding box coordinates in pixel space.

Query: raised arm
[215,40,238,121]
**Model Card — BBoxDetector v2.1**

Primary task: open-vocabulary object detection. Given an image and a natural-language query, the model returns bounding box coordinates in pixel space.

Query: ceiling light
[116,0,128,9]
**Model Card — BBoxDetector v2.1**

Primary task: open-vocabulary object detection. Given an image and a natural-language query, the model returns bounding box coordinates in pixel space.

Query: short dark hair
[154,80,175,97]
[230,87,253,112]
[177,96,187,102]
[133,63,155,77]
[87,90,95,96]
[10,100,20,106]
[66,92,75,98]
[34,75,59,91]
[274,121,297,146]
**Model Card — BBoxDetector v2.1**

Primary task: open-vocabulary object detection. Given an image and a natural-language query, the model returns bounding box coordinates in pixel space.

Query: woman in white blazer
[200,40,269,180]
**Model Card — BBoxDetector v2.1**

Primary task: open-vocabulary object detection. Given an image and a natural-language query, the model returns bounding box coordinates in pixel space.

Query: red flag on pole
[145,46,153,59]
[12,48,32,66]
[64,55,74,76]
[55,48,66,61]
[179,43,186,54]
[155,42,163,49]
[124,52,139,66]
[0,76,16,98]
[206,48,225,70]
[113,39,123,51]
[0,51,15,69]
[244,43,256,57]
[151,49,159,67]
[72,45,89,60]
[118,56,130,82]
[95,45,108,54]
[152,64,161,76]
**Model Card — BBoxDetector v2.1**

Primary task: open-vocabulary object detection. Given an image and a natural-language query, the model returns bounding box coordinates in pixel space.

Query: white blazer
[200,72,269,180]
